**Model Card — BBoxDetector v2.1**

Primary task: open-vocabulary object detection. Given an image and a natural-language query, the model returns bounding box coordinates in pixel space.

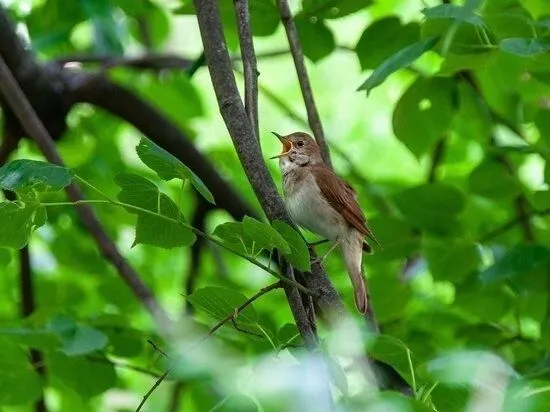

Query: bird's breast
[283,172,345,240]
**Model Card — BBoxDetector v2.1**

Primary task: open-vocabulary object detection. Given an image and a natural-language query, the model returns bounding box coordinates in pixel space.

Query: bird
[270,131,379,314]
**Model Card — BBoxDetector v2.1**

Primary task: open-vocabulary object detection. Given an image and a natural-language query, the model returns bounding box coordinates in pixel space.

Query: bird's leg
[311,237,342,265]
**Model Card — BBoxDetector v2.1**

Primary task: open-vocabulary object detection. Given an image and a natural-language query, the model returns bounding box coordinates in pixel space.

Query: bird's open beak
[270,132,292,159]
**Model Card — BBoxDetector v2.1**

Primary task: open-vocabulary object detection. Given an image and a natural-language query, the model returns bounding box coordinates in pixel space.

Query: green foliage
[3,0,550,410]
[115,172,196,248]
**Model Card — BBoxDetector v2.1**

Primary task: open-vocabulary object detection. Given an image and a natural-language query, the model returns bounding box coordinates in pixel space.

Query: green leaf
[422,4,486,27]
[136,138,215,205]
[0,202,46,249]
[218,394,258,412]
[0,160,73,192]
[393,183,466,236]
[250,0,279,36]
[326,356,349,395]
[392,77,456,157]
[300,0,373,19]
[356,17,421,71]
[295,17,335,62]
[272,220,311,272]
[469,160,521,200]
[115,173,196,248]
[0,338,43,405]
[500,38,550,56]
[424,238,481,282]
[367,335,415,386]
[0,249,11,267]
[357,36,438,94]
[277,323,302,347]
[242,216,290,254]
[50,316,108,357]
[188,287,263,336]
[424,350,517,385]
[48,352,116,398]
[480,245,550,283]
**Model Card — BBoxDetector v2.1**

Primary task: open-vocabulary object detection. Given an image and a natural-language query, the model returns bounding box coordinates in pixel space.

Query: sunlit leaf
[115,173,196,248]
[357,37,438,94]
[136,138,215,204]
[0,160,73,192]
[0,202,46,249]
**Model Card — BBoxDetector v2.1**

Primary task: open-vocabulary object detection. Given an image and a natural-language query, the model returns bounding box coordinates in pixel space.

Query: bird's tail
[341,229,367,314]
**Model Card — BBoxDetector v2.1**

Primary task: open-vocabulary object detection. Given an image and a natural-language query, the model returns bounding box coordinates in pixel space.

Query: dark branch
[193,0,320,347]
[0,54,172,333]
[234,0,260,140]
[480,208,550,243]
[428,138,446,183]
[276,0,332,167]
[56,54,193,71]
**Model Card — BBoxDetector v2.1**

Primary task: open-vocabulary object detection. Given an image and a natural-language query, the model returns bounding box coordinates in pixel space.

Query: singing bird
[271,131,378,314]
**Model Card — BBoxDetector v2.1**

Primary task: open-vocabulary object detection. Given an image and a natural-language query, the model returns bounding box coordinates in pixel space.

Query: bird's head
[270,131,322,169]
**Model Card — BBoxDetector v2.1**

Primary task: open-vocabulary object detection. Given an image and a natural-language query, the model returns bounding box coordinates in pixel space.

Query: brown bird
[271,131,378,314]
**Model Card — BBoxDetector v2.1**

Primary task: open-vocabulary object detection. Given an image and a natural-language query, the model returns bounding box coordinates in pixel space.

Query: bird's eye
[297,141,304,147]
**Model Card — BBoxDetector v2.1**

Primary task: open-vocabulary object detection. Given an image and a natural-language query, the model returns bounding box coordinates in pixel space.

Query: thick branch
[276,0,331,167]
[193,0,322,345]
[234,0,260,140]
[0,55,171,333]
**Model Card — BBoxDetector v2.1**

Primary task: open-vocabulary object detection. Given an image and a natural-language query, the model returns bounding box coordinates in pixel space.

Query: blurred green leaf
[136,138,214,204]
[48,352,116,398]
[480,245,550,283]
[367,335,415,386]
[250,0,279,36]
[0,338,43,405]
[392,77,456,157]
[469,160,521,200]
[272,220,311,272]
[188,287,265,336]
[0,202,46,249]
[393,183,466,236]
[218,394,258,412]
[424,238,481,282]
[357,37,438,94]
[300,0,373,19]
[424,350,517,385]
[356,17,420,71]
[50,316,108,357]
[422,4,485,27]
[295,17,335,62]
[115,173,196,248]
[277,323,301,347]
[500,38,550,56]
[0,249,11,267]
[0,160,73,193]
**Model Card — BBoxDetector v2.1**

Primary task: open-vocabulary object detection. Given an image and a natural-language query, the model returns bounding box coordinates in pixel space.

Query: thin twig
[86,355,164,379]
[234,0,259,140]
[428,138,446,183]
[276,0,332,167]
[147,339,170,359]
[480,208,550,243]
[0,54,172,333]
[135,281,283,412]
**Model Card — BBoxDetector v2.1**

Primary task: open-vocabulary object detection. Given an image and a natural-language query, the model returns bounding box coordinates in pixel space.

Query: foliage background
[0,0,550,411]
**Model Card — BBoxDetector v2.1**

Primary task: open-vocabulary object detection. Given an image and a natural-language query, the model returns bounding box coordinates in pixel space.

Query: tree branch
[276,0,331,167]
[193,0,322,346]
[479,208,550,243]
[234,0,260,140]
[136,281,284,412]
[428,138,446,183]
[0,54,172,334]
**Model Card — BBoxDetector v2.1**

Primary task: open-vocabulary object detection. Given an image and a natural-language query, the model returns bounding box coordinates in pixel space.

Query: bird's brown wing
[310,164,379,246]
